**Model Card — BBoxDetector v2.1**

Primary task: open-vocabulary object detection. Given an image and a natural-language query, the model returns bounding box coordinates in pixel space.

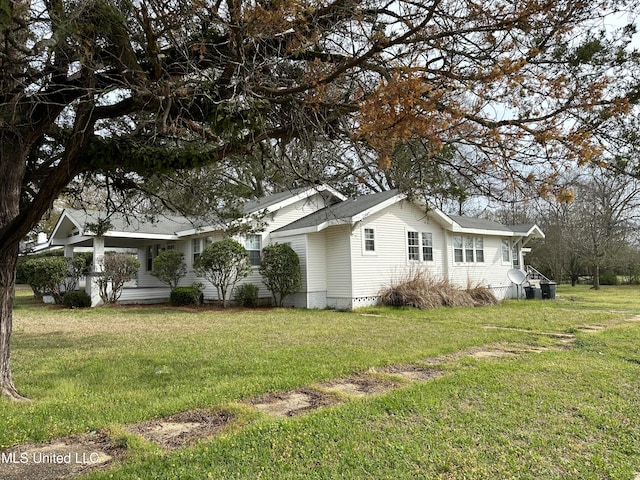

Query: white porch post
[88,236,105,307]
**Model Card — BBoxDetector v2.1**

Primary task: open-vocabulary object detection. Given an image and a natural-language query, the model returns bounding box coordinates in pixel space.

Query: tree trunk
[0,245,27,401]
[0,136,30,401]
[593,264,601,290]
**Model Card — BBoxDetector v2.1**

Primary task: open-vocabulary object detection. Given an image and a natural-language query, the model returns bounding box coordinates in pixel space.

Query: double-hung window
[407,231,420,261]
[246,235,262,266]
[192,238,202,264]
[453,235,464,262]
[422,233,433,261]
[408,231,433,262]
[501,239,511,263]
[364,228,375,253]
[454,236,484,263]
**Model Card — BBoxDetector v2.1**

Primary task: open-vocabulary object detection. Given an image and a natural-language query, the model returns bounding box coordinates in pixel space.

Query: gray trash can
[540,282,557,300]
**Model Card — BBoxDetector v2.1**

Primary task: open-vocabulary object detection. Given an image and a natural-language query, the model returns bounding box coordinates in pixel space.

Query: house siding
[305,232,328,309]
[348,200,446,305]
[260,233,308,308]
[446,232,516,300]
[324,225,352,309]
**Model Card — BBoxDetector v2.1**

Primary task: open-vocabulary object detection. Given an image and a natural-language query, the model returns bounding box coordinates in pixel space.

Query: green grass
[4,284,640,478]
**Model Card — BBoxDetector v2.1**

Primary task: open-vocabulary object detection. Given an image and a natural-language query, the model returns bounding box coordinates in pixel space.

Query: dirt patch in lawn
[250,389,341,417]
[0,431,121,480]
[577,325,606,332]
[378,364,445,382]
[125,409,234,450]
[316,375,399,397]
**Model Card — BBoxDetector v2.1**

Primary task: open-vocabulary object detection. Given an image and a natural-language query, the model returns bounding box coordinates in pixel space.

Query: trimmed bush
[259,243,301,307]
[63,291,92,309]
[151,250,187,288]
[194,239,251,308]
[170,286,203,306]
[234,283,259,308]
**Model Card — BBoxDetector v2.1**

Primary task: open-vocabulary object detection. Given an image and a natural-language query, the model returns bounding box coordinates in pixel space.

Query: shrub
[234,283,259,308]
[63,291,92,308]
[194,239,251,308]
[170,286,203,306]
[599,269,619,286]
[151,250,187,288]
[259,243,301,307]
[21,256,71,304]
[466,285,499,306]
[97,253,140,304]
[379,269,496,309]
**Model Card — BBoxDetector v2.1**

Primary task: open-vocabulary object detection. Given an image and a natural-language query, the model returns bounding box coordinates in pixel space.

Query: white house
[43,185,545,308]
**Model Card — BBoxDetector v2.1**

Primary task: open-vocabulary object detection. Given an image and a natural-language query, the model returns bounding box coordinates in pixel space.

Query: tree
[529,168,640,288]
[2,0,640,400]
[97,253,141,304]
[21,257,71,304]
[260,243,302,307]
[151,250,187,289]
[194,239,251,308]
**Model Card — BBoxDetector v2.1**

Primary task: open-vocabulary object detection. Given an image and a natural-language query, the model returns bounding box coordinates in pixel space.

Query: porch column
[88,236,105,307]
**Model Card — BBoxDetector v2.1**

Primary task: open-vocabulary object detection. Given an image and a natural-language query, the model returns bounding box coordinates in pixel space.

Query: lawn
[2,285,640,478]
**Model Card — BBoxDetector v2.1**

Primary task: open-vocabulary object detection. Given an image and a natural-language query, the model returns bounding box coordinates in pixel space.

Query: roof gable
[272,189,403,235]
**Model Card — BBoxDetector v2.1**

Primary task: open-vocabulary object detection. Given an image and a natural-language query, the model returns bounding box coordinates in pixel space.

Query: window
[364,228,375,252]
[246,234,262,266]
[146,243,163,271]
[453,235,463,262]
[464,237,474,263]
[422,232,433,261]
[502,239,511,263]
[407,231,420,261]
[454,236,484,263]
[512,245,520,269]
[475,238,484,263]
[146,245,154,271]
[408,231,434,262]
[192,238,202,263]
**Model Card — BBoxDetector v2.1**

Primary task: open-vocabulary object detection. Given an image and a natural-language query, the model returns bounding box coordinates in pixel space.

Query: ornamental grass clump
[379,268,497,309]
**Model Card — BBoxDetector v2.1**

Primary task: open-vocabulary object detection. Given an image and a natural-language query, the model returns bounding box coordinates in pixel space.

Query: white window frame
[454,235,484,264]
[475,237,484,263]
[246,234,262,266]
[453,235,464,263]
[363,227,376,254]
[192,238,202,264]
[407,231,420,261]
[421,232,433,262]
[501,239,511,265]
[407,230,434,262]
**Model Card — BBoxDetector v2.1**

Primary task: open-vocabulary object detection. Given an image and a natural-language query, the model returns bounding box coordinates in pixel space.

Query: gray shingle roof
[242,187,310,214]
[65,209,197,236]
[449,216,539,235]
[274,189,401,233]
[449,215,513,232]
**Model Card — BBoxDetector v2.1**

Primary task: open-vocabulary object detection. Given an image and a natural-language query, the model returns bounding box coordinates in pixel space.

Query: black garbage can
[540,282,557,300]
[524,286,535,299]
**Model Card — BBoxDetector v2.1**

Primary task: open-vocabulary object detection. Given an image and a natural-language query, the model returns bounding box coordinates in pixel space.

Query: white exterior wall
[445,232,517,300]
[348,200,446,306]
[304,232,327,309]
[324,225,352,309]
[259,233,308,308]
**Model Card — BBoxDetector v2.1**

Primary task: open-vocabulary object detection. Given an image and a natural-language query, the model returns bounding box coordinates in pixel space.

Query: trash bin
[540,282,557,300]
[524,286,535,299]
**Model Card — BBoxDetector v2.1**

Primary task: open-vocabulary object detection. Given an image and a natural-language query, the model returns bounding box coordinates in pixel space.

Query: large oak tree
[1,0,639,399]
